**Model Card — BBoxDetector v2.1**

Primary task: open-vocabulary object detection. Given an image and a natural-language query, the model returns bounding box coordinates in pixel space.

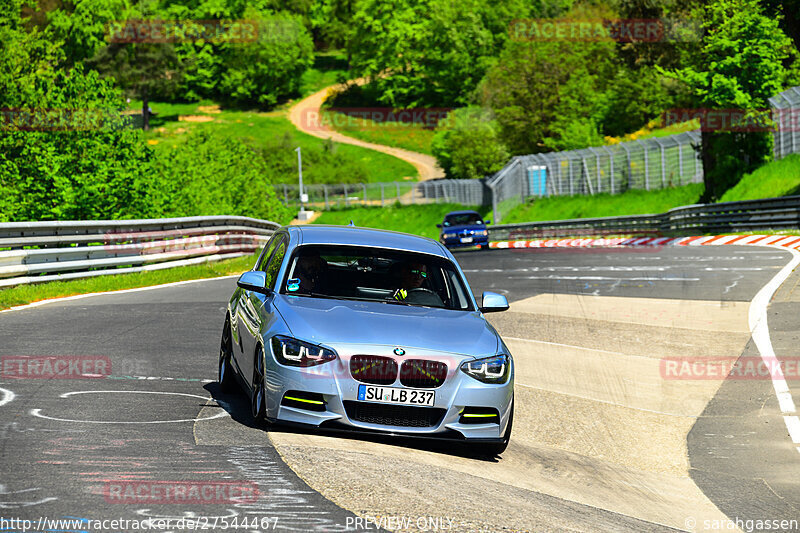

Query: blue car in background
[437,210,490,250]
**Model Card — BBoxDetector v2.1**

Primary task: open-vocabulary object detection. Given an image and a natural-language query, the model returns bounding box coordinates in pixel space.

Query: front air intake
[343,401,446,428]
[281,391,326,412]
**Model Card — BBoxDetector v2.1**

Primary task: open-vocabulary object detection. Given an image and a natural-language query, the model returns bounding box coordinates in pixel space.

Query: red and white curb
[490,234,800,250]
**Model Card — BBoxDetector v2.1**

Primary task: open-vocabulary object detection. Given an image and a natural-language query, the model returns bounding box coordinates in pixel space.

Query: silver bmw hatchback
[219,225,514,455]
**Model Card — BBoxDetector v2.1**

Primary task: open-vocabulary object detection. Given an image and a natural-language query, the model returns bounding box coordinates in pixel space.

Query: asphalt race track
[1,244,799,532]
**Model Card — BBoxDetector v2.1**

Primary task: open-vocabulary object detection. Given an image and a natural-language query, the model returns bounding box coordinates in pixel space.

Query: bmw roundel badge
[393,347,405,356]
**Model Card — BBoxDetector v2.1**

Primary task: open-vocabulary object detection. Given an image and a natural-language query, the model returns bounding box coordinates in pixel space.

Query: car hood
[273,295,499,356]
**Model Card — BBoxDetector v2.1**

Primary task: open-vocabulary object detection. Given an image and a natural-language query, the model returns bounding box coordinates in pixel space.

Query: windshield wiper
[287,291,339,300]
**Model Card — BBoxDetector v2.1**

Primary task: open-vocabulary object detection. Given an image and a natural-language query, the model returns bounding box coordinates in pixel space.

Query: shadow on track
[203,382,502,463]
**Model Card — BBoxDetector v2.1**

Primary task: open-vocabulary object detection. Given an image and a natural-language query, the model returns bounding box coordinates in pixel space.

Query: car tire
[250,345,267,425]
[479,399,513,457]
[218,317,237,394]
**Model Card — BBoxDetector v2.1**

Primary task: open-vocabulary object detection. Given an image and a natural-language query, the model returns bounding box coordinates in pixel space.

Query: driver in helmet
[392,260,427,301]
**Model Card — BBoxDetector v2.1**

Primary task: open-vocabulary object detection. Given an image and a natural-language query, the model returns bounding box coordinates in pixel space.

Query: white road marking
[0,275,238,314]
[514,382,697,418]
[513,276,700,281]
[30,390,229,424]
[0,387,14,407]
[504,336,653,360]
[466,266,766,272]
[783,416,800,445]
[747,246,800,450]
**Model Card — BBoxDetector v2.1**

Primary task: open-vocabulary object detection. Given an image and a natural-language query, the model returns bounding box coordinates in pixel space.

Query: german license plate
[357,384,435,406]
[460,237,473,243]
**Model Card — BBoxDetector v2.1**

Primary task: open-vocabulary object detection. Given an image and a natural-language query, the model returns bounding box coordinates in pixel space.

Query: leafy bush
[149,130,293,222]
[431,107,509,180]
[0,13,156,221]
[666,0,792,201]
[217,10,314,107]
[254,133,370,185]
[348,0,532,107]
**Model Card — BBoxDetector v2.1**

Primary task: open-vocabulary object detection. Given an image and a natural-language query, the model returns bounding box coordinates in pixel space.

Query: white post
[295,147,304,211]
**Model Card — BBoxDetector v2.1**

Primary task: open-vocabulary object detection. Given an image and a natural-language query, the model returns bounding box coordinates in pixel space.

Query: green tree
[43,0,130,65]
[348,0,531,107]
[0,66,157,221]
[310,0,356,53]
[667,0,792,201]
[478,38,616,154]
[88,42,183,130]
[431,107,509,179]
[0,1,156,222]
[150,131,293,222]
[218,10,314,107]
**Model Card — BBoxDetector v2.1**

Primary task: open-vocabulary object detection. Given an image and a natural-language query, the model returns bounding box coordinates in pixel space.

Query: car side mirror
[436,224,442,228]
[480,291,509,313]
[485,219,491,225]
[237,271,271,295]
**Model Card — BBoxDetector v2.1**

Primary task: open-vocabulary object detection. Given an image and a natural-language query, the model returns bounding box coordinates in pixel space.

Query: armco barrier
[488,195,800,241]
[0,216,279,288]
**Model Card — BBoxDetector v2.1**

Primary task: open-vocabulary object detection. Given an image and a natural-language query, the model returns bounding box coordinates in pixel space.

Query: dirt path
[288,80,444,181]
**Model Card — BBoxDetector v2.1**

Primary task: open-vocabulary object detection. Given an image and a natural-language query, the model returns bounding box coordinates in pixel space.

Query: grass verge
[0,253,258,311]
[500,184,704,223]
[299,51,348,98]
[313,204,489,240]
[719,154,800,202]
[321,109,436,155]
[133,101,417,184]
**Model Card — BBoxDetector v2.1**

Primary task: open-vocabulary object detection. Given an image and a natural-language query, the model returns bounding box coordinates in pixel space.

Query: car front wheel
[218,317,237,394]
[251,345,267,425]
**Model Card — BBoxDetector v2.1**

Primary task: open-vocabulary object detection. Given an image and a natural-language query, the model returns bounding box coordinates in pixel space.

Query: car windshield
[444,213,483,226]
[280,245,474,311]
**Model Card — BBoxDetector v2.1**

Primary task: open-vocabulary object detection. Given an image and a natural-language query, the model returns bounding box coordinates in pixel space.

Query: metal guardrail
[275,179,489,209]
[0,216,279,288]
[488,195,800,241]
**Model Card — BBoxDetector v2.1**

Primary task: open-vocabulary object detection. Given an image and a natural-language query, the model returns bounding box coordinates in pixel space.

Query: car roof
[444,210,481,217]
[289,225,448,257]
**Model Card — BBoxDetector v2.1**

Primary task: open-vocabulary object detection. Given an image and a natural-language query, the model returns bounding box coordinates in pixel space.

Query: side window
[264,239,287,290]
[256,234,280,271]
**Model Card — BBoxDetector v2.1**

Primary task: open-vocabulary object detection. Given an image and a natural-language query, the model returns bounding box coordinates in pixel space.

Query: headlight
[476,230,488,237]
[460,354,510,384]
[271,335,337,367]
[443,233,456,239]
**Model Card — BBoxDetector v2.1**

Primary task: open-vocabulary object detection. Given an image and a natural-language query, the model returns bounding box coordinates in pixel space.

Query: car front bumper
[440,236,490,248]
[263,343,514,441]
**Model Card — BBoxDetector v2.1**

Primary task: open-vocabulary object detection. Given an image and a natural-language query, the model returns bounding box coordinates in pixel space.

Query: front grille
[399,359,448,388]
[343,401,446,428]
[350,355,398,385]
